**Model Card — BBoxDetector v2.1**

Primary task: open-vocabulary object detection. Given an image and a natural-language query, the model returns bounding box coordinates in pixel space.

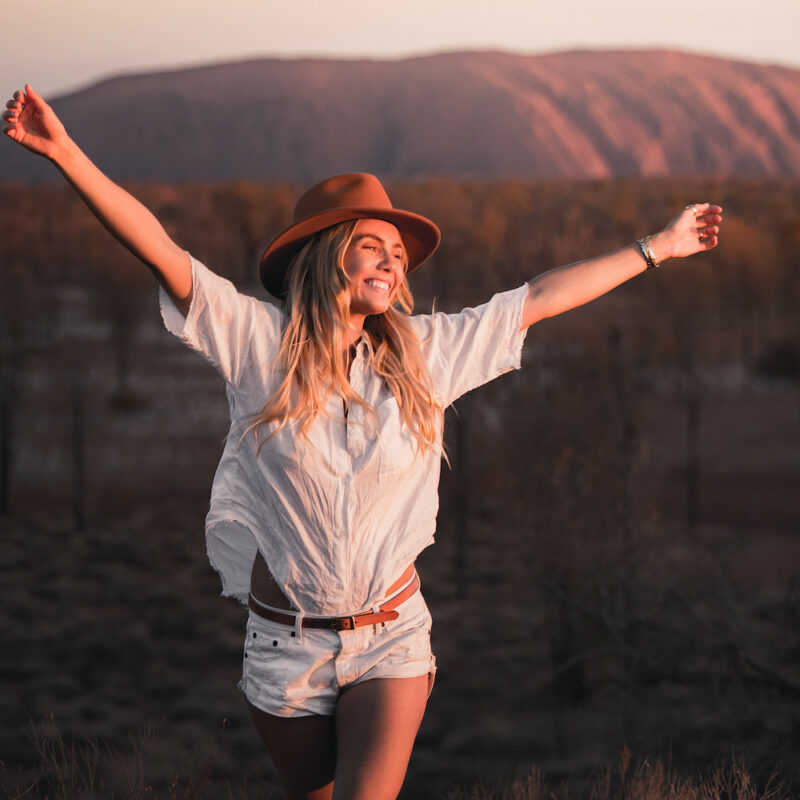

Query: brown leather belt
[248,573,420,632]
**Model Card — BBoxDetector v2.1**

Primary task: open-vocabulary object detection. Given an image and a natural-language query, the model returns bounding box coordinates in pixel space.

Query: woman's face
[343,219,406,319]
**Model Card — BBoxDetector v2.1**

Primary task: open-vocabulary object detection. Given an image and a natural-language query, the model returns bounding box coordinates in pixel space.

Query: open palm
[3,85,68,159]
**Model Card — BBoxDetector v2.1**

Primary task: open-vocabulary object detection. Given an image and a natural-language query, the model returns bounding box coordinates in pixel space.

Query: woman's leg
[332,674,431,800]
[247,701,337,800]
[248,674,430,800]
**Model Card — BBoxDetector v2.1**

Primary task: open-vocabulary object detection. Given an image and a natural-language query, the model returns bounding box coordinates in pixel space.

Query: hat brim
[259,206,440,298]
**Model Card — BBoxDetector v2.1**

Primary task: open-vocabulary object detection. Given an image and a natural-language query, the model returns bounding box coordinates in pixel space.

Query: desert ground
[1,178,798,797]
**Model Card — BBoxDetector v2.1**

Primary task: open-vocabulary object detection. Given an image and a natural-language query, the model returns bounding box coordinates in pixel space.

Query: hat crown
[294,173,393,223]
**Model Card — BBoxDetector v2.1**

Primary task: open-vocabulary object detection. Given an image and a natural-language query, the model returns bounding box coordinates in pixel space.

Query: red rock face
[4,49,800,181]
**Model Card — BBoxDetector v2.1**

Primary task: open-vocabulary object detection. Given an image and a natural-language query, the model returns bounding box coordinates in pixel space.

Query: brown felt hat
[259,173,440,298]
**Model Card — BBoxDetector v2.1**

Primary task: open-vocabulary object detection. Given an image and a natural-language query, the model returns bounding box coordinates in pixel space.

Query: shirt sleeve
[410,283,529,407]
[159,254,284,388]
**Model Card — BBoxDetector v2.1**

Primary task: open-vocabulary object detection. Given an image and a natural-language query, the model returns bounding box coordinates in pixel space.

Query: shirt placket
[340,344,369,597]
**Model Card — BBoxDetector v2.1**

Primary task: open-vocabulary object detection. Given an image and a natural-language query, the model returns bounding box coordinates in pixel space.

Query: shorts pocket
[244,614,287,664]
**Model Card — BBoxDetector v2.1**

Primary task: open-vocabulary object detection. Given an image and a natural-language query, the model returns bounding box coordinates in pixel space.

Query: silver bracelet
[636,236,659,269]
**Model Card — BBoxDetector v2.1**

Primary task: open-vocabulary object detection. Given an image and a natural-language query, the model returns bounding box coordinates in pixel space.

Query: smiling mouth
[365,279,391,292]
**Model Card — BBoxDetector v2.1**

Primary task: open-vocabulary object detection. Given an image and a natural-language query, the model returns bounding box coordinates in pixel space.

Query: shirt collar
[352,334,373,360]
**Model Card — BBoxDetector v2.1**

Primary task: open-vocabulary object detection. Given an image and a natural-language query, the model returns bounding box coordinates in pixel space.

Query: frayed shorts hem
[241,663,437,719]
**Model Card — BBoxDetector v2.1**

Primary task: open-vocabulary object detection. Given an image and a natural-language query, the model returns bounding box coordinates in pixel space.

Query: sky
[3,0,799,98]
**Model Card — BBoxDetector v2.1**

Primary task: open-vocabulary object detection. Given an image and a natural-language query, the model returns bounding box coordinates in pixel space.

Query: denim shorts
[238,584,436,718]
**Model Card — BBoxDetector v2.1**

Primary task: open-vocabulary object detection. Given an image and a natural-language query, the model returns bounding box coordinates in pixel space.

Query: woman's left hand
[653,203,723,262]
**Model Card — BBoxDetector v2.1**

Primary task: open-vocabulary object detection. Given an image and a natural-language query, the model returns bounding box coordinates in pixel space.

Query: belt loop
[294,610,304,644]
[370,603,381,629]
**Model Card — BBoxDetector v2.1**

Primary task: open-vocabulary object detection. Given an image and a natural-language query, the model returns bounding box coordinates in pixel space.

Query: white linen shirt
[160,256,528,615]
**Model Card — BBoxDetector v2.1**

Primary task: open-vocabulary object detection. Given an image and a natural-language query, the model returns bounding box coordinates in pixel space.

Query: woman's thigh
[247,701,337,800]
[248,674,430,800]
[332,675,431,800]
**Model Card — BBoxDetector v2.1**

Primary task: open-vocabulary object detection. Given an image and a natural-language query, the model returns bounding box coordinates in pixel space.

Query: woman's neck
[345,316,365,348]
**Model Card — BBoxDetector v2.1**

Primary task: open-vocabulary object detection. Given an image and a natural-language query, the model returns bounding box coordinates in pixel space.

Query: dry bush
[445,749,790,800]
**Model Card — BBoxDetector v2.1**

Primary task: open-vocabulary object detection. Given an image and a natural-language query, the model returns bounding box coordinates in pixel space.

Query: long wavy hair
[247,220,442,453]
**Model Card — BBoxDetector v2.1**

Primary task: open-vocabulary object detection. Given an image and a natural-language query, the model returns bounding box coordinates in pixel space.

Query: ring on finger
[685,204,697,214]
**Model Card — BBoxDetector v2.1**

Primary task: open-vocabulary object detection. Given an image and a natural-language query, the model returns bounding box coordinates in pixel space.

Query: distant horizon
[4,0,798,99]
[45,44,800,99]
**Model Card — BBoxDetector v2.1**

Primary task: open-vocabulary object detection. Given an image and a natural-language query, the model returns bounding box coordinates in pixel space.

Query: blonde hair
[248,220,442,453]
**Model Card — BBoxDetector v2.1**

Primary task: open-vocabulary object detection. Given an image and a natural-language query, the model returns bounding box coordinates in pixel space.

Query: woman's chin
[351,300,390,318]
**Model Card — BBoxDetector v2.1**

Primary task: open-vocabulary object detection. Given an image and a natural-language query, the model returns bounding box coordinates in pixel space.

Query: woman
[3,85,722,800]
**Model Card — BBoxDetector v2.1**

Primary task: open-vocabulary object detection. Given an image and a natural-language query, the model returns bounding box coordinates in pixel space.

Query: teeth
[366,279,390,291]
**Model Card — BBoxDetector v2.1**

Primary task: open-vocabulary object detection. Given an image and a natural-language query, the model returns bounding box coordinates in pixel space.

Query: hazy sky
[3,0,799,97]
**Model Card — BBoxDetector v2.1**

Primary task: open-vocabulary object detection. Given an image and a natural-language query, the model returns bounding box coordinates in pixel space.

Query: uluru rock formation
[3,49,799,181]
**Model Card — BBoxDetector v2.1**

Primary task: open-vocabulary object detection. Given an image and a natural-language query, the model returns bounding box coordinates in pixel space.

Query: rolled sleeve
[159,255,283,387]
[412,284,529,406]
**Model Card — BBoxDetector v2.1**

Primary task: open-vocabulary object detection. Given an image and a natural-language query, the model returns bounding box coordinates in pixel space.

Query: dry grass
[445,748,791,800]
[2,724,790,800]
[0,714,278,800]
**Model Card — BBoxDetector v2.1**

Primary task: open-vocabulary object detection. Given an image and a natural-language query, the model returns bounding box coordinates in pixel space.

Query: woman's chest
[233,370,421,481]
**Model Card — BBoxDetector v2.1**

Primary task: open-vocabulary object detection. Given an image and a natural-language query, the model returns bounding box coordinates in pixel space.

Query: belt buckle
[331,615,358,632]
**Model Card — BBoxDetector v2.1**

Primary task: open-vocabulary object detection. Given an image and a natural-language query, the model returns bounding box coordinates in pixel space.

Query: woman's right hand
[3,85,69,160]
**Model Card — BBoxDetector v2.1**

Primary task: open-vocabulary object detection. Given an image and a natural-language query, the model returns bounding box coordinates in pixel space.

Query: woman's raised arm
[3,85,192,314]
[522,203,723,329]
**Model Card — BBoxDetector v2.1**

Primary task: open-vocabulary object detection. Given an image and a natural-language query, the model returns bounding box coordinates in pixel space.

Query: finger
[697,203,723,216]
[686,203,723,221]
[698,230,719,246]
[2,108,18,122]
[24,84,45,105]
